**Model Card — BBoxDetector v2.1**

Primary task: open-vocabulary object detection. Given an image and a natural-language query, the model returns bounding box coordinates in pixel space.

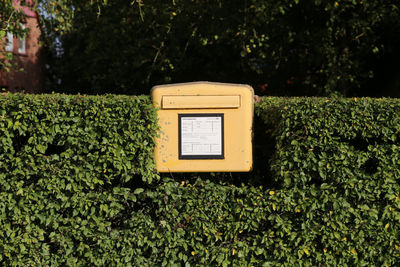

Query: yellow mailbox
[151,82,253,172]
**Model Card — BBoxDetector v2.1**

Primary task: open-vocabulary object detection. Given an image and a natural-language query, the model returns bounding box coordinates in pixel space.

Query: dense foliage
[256,97,400,265]
[36,0,400,96]
[1,1,399,95]
[0,93,159,264]
[1,93,399,265]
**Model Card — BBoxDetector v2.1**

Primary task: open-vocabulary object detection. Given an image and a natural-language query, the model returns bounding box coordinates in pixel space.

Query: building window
[5,32,13,52]
[18,23,26,54]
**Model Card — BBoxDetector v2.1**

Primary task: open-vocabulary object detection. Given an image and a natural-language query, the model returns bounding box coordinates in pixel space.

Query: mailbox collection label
[178,114,224,159]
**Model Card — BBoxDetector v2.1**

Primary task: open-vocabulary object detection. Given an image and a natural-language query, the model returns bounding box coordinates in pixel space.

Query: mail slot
[162,95,241,109]
[151,81,253,172]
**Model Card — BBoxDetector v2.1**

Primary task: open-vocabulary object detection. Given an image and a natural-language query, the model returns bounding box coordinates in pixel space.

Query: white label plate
[179,114,224,159]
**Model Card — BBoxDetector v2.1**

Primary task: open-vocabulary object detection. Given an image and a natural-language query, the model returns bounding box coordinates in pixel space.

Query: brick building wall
[0,3,44,93]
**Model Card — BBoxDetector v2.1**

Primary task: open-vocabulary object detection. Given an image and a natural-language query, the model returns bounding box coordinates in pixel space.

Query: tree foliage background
[2,0,400,96]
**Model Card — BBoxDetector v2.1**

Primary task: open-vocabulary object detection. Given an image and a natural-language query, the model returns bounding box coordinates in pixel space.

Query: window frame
[5,32,14,52]
[17,23,26,54]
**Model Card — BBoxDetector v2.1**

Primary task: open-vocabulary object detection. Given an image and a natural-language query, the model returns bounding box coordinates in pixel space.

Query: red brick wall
[0,16,44,93]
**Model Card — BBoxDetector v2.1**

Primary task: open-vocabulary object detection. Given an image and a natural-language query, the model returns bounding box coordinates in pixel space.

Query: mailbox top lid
[151,81,254,97]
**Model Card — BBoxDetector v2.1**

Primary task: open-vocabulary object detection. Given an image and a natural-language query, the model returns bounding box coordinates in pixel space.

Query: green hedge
[0,94,399,265]
[255,97,400,265]
[0,94,159,265]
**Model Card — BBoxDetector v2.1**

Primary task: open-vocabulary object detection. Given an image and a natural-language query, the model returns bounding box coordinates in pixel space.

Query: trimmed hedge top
[0,93,159,184]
